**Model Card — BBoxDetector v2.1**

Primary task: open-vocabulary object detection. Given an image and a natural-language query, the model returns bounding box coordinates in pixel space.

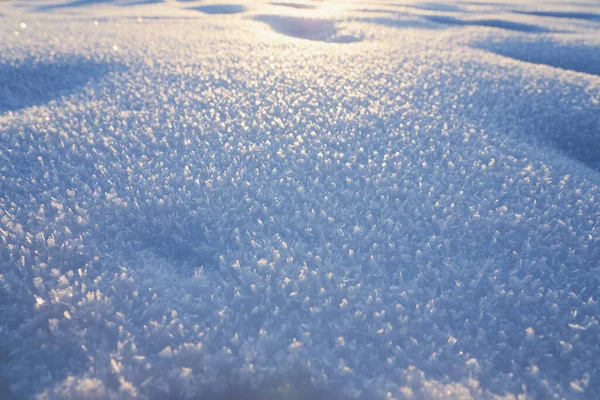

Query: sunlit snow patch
[254,15,362,43]
[270,2,316,10]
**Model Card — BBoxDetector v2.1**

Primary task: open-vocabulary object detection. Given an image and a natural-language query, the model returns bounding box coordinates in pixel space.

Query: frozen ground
[0,0,599,399]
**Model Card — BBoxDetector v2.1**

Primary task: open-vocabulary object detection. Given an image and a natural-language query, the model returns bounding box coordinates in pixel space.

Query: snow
[0,0,599,399]
[193,5,247,15]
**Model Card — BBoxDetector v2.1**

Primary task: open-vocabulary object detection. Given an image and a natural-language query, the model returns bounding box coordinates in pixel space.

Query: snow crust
[0,0,599,399]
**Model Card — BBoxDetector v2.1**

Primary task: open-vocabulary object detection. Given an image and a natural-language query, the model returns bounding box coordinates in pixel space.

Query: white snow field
[1,0,599,398]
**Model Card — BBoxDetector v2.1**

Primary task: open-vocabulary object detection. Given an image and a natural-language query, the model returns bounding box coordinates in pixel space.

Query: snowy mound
[0,0,599,399]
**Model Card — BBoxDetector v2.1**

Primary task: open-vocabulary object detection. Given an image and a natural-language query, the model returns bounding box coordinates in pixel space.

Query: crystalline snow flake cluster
[0,0,599,399]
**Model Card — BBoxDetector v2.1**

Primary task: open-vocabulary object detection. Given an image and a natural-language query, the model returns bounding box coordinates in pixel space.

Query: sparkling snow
[0,0,599,399]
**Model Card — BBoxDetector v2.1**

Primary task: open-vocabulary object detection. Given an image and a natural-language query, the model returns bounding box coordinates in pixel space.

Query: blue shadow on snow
[191,4,247,14]
[36,0,164,11]
[0,60,112,113]
[36,0,113,12]
[424,15,552,33]
[513,10,600,22]
[477,38,600,77]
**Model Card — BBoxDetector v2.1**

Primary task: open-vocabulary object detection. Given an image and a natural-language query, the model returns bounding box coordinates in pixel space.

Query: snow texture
[0,0,599,399]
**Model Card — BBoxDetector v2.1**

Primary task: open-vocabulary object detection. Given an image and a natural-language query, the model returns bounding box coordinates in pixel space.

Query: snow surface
[0,0,599,399]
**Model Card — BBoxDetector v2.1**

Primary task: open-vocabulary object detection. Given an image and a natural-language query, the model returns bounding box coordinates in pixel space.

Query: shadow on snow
[0,60,112,113]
